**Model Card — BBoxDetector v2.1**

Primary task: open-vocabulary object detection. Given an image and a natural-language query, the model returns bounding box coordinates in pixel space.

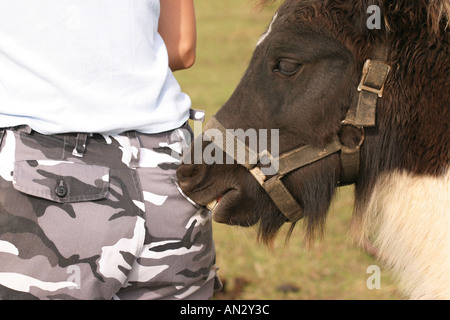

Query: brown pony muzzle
[177,158,263,227]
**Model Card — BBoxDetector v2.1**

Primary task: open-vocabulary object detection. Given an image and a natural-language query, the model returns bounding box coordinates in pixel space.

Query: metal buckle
[189,109,206,122]
[357,59,391,98]
[340,122,366,149]
[248,150,278,186]
[249,167,267,186]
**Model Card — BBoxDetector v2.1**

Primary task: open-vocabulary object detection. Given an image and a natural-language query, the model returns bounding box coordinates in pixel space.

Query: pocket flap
[13,160,109,203]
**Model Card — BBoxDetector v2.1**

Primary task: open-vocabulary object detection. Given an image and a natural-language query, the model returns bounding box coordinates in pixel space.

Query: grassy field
[175,0,402,300]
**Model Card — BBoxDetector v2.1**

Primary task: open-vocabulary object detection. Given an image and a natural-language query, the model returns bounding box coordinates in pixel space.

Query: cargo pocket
[13,160,109,203]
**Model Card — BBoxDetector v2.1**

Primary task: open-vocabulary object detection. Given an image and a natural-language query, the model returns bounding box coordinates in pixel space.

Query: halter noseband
[202,43,391,223]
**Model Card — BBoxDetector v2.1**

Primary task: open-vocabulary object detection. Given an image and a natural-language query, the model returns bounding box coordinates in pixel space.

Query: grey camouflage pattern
[0,125,218,300]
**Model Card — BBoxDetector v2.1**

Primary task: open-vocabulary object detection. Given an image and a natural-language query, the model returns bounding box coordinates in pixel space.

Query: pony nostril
[177,164,193,180]
[177,163,212,194]
[176,164,201,183]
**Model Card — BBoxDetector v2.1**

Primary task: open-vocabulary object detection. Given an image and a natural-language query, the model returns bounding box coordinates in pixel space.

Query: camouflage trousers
[0,124,219,300]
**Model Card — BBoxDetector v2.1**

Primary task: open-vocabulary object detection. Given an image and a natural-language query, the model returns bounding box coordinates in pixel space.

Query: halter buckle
[249,167,267,186]
[249,149,279,186]
[357,59,391,98]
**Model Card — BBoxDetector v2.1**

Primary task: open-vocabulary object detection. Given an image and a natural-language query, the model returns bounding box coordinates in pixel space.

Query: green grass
[212,187,401,300]
[175,0,402,300]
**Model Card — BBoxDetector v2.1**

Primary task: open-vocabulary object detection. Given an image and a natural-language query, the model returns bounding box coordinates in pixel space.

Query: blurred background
[175,0,402,300]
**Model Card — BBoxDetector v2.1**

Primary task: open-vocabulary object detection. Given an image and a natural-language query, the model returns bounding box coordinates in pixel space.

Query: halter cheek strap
[339,43,391,184]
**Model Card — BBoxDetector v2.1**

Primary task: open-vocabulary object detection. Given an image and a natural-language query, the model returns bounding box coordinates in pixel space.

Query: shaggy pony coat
[261,0,450,299]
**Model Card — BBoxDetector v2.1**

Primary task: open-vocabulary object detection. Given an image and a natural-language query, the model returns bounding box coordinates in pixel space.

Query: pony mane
[257,0,450,35]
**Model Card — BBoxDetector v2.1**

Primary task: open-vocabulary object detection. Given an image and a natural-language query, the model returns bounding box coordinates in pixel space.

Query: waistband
[0,109,204,163]
[0,126,132,162]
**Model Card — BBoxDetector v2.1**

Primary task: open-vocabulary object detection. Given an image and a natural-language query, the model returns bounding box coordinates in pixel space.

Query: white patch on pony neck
[355,169,450,299]
[257,12,278,47]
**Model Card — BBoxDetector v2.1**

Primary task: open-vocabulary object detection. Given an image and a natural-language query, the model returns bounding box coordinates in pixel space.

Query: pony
[177,0,449,299]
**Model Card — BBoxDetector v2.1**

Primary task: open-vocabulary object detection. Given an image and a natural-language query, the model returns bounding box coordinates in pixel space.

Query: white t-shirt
[0,0,191,134]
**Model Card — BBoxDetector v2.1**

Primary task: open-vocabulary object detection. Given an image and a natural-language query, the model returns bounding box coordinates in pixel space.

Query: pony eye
[274,59,302,76]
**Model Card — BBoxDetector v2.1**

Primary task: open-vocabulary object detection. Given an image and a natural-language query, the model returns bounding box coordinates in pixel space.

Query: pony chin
[352,169,450,299]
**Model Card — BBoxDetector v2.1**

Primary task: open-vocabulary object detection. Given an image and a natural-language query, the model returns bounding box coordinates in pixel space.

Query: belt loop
[127,131,141,168]
[13,125,33,135]
[0,128,5,146]
[72,133,89,158]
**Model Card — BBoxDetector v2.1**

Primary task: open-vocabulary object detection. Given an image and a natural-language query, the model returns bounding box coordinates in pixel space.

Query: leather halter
[202,43,391,223]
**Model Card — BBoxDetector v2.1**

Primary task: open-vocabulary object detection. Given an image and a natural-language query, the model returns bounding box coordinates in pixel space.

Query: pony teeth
[206,199,218,211]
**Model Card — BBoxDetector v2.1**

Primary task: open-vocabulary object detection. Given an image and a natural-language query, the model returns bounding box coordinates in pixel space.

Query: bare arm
[158,0,196,71]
